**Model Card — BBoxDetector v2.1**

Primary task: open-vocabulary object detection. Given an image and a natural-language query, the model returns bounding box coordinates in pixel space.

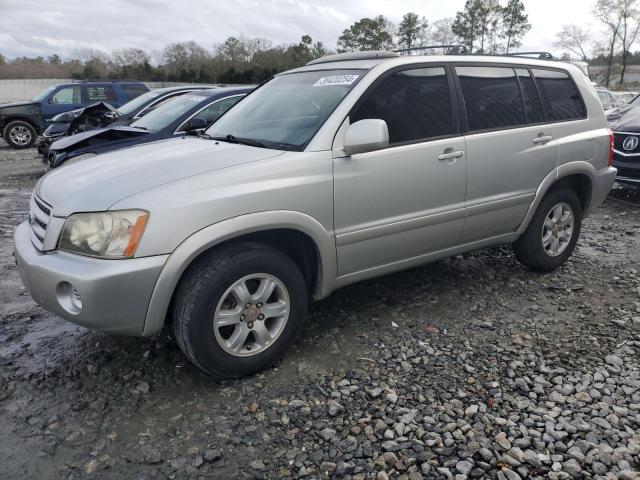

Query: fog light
[56,281,82,314]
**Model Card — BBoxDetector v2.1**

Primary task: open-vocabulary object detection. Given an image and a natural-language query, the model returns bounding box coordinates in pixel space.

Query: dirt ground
[0,138,639,480]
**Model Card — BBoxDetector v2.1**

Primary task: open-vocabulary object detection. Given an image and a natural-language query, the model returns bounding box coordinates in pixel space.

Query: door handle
[438,150,465,160]
[533,135,553,145]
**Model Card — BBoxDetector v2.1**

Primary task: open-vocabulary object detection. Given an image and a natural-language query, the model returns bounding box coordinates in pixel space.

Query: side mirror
[184,117,208,134]
[343,119,389,156]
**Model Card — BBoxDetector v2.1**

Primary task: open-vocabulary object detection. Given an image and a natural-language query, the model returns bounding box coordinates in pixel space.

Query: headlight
[58,210,149,258]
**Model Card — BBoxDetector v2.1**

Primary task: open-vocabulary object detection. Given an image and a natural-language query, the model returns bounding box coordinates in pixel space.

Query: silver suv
[14,52,616,377]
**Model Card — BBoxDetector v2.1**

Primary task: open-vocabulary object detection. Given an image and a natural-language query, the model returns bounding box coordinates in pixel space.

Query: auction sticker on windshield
[313,75,359,87]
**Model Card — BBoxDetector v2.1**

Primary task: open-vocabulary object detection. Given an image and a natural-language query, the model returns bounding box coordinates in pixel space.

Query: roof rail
[306,51,398,66]
[501,51,554,60]
[72,79,143,83]
[394,45,468,55]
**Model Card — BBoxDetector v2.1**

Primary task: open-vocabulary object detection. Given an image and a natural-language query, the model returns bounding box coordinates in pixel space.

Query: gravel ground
[0,138,639,480]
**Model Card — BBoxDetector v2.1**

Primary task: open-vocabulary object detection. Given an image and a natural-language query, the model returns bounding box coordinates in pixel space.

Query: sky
[0,0,597,60]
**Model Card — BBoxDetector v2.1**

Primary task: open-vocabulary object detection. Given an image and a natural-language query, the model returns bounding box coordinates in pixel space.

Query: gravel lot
[0,138,639,480]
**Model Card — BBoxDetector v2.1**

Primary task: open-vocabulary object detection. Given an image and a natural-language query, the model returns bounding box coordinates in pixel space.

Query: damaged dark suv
[0,80,148,149]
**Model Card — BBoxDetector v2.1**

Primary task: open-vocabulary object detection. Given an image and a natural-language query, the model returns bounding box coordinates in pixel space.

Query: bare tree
[554,25,591,61]
[429,18,460,50]
[617,0,640,83]
[594,0,625,86]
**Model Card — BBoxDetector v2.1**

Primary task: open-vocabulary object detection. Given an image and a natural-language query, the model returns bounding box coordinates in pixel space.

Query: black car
[45,87,252,168]
[0,80,148,149]
[607,98,640,186]
[40,85,221,144]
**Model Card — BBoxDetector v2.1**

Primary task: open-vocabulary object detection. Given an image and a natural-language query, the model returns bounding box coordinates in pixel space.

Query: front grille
[28,193,52,250]
[614,132,640,155]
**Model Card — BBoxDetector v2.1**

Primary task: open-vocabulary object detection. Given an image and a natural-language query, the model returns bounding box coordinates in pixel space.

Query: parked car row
[13,50,616,378]
[43,87,252,168]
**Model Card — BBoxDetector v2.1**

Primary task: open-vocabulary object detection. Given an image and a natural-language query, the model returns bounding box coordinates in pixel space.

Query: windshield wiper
[209,134,267,148]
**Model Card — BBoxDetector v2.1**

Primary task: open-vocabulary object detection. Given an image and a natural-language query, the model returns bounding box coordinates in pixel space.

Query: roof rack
[394,45,468,55]
[72,79,143,83]
[306,51,398,66]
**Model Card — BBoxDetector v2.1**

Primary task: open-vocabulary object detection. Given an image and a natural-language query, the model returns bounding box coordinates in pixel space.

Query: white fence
[0,79,223,103]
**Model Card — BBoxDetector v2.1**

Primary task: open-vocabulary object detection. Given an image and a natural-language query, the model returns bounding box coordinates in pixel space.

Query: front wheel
[514,188,582,271]
[3,120,37,149]
[172,242,308,378]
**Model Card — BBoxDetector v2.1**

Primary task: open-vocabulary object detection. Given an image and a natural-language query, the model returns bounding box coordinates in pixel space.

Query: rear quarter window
[532,69,586,122]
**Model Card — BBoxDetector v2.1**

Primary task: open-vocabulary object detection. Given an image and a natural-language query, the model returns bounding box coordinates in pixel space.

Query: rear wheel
[3,120,37,149]
[172,242,308,378]
[514,188,582,271]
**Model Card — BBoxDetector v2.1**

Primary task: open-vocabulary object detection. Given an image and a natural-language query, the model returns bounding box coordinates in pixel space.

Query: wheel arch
[141,211,337,336]
[517,162,597,235]
[2,116,40,134]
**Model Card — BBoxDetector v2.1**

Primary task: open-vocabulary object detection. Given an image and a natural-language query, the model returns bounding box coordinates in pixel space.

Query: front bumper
[13,221,168,336]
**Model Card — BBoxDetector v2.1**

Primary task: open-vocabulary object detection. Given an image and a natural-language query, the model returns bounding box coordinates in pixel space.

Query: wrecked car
[44,87,252,168]
[0,80,148,149]
[38,85,223,154]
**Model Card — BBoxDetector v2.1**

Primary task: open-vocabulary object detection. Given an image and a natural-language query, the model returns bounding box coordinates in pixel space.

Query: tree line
[0,1,530,83]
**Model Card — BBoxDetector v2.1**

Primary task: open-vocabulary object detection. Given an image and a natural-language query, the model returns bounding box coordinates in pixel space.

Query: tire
[3,120,37,149]
[172,242,308,378]
[514,188,582,271]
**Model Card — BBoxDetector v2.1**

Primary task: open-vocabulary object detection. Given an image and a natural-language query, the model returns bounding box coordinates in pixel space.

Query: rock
[203,449,223,463]
[84,460,98,474]
[524,450,541,469]
[141,446,162,464]
[381,441,401,452]
[562,459,581,475]
[495,432,512,450]
[320,461,336,475]
[605,354,623,366]
[250,459,266,470]
[327,400,343,417]
[465,405,479,416]
[456,460,473,475]
[320,428,337,441]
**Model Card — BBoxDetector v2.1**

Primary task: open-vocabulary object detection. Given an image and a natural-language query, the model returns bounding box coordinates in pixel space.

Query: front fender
[141,210,337,336]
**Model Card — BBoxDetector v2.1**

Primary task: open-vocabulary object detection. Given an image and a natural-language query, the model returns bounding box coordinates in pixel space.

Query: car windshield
[631,94,640,106]
[206,69,365,151]
[32,85,56,102]
[130,94,208,131]
[116,90,161,115]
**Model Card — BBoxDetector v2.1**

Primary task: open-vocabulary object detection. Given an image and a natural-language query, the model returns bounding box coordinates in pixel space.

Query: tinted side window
[122,84,148,100]
[49,86,82,105]
[351,67,453,144]
[197,96,243,124]
[532,69,586,121]
[456,66,525,131]
[516,68,544,123]
[86,85,117,102]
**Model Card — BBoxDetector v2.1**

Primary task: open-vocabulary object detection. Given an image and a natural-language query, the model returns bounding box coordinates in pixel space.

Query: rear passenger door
[457,65,558,242]
[333,66,467,276]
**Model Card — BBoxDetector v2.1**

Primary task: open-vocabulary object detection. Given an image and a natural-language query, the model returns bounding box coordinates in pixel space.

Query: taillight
[608,129,615,166]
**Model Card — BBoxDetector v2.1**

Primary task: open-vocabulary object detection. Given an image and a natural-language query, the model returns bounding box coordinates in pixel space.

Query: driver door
[42,85,83,124]
[333,66,467,276]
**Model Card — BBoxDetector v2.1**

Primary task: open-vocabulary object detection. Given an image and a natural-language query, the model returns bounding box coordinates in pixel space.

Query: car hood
[50,126,149,151]
[0,100,38,109]
[606,104,640,132]
[37,137,286,217]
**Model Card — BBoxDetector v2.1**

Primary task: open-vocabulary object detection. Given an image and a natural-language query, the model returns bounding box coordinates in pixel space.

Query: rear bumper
[591,166,617,210]
[14,221,168,336]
